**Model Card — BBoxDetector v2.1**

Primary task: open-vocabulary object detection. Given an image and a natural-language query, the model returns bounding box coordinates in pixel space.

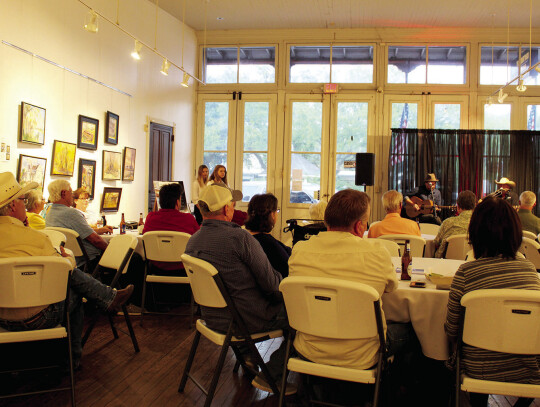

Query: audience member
[518,191,540,236]
[25,188,46,230]
[72,187,112,235]
[208,164,228,186]
[368,190,421,238]
[191,164,208,225]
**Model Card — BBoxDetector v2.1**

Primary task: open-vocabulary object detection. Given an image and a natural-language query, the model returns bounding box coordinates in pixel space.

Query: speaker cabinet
[355,153,375,186]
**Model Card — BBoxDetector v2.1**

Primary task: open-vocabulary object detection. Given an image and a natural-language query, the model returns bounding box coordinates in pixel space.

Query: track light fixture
[84,10,98,33]
[181,72,190,87]
[131,40,142,60]
[516,78,527,92]
[497,89,508,103]
[160,59,170,76]
[487,96,494,106]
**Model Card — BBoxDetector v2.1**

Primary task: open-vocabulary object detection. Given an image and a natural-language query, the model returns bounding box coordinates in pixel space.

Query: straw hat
[494,177,516,188]
[424,173,439,182]
[0,172,38,209]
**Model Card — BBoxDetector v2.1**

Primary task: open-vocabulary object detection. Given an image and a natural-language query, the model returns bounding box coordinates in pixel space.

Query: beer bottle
[101,213,107,227]
[120,213,126,235]
[138,213,144,227]
[401,239,412,280]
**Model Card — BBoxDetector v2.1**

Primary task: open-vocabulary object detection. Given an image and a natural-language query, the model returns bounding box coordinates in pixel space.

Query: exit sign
[324,83,338,94]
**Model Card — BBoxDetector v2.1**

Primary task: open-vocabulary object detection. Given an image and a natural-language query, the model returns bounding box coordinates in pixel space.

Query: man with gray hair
[518,191,540,235]
[367,190,421,238]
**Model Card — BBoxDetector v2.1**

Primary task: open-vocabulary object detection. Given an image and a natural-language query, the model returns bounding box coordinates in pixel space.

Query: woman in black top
[245,193,291,278]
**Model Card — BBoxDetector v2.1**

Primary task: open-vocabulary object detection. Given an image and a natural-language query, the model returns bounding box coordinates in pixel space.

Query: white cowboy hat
[0,172,38,209]
[424,173,439,182]
[494,177,516,189]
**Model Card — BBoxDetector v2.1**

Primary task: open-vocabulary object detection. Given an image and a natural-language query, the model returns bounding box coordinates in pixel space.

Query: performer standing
[404,173,442,225]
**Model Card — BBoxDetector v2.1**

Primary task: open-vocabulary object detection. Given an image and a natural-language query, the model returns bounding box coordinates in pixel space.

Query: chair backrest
[419,223,440,236]
[279,276,382,340]
[0,256,72,308]
[444,234,471,260]
[142,231,191,262]
[44,226,85,258]
[99,234,138,272]
[461,289,540,354]
[518,237,540,269]
[373,238,401,257]
[523,230,537,241]
[378,234,426,257]
[181,254,227,308]
[465,249,476,261]
[40,229,67,248]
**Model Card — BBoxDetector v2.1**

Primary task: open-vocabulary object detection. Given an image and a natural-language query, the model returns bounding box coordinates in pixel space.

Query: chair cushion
[288,357,377,383]
[0,325,67,344]
[461,374,540,398]
[195,319,282,346]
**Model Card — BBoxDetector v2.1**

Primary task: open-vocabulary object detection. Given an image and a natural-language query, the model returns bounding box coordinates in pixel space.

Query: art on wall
[102,150,122,180]
[100,187,122,212]
[122,147,136,181]
[17,154,47,191]
[51,140,76,176]
[78,159,96,199]
[78,115,99,150]
[105,111,119,145]
[20,102,46,145]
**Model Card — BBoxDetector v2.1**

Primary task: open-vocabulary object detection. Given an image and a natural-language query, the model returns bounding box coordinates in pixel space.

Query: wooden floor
[0,307,538,407]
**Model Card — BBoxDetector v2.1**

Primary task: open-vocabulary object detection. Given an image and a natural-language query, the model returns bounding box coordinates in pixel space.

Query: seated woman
[445,197,540,407]
[245,193,291,278]
[208,164,227,187]
[25,188,46,230]
[73,187,112,235]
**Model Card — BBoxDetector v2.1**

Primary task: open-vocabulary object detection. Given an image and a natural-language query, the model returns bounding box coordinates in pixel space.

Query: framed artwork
[77,115,99,150]
[20,102,46,145]
[78,159,96,199]
[51,140,76,176]
[100,187,122,212]
[122,147,136,181]
[17,154,47,191]
[105,111,119,145]
[102,150,122,180]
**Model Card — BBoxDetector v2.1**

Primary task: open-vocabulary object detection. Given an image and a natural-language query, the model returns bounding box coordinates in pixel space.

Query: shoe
[251,374,297,396]
[107,285,134,312]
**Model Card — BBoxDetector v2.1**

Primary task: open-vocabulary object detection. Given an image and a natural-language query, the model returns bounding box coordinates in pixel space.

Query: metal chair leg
[107,313,119,339]
[140,262,149,326]
[278,332,293,407]
[121,304,139,352]
[178,331,201,392]
[204,333,233,407]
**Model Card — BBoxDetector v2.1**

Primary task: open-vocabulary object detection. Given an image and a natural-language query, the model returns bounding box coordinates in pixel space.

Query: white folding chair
[444,234,471,260]
[523,230,537,241]
[372,238,401,257]
[419,223,440,236]
[40,229,67,248]
[45,227,90,272]
[82,234,139,352]
[141,231,193,325]
[378,234,426,257]
[178,254,283,406]
[518,237,540,271]
[465,250,476,262]
[456,289,540,406]
[0,256,75,406]
[278,276,387,407]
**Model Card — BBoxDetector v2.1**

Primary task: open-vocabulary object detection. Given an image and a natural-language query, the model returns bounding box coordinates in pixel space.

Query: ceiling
[152,0,539,32]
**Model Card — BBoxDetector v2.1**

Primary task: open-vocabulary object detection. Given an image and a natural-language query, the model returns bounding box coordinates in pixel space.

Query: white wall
[0,0,197,225]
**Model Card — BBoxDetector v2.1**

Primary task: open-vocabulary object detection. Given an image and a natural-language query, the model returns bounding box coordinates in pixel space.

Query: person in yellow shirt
[368,190,421,238]
[25,188,46,230]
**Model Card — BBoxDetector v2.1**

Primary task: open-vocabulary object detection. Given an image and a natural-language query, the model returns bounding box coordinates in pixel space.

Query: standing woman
[25,188,46,230]
[192,164,208,225]
[208,164,228,187]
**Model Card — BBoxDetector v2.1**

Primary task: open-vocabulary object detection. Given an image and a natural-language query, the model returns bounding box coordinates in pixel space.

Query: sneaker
[251,374,297,396]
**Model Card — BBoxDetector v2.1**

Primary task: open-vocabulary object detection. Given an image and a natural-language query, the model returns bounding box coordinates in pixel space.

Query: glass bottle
[120,213,126,235]
[401,239,412,280]
[138,213,144,227]
[101,213,107,227]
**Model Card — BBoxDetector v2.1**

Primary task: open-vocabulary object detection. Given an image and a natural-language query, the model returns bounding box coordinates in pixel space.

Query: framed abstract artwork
[102,150,122,180]
[105,111,119,145]
[17,154,47,191]
[78,159,96,199]
[77,115,99,150]
[100,187,122,212]
[51,140,76,176]
[20,102,46,145]
[122,147,136,181]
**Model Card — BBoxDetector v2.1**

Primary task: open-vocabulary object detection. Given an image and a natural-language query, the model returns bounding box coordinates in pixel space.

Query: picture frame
[122,147,136,181]
[51,140,76,176]
[77,115,99,150]
[100,187,122,212]
[20,102,46,145]
[78,159,97,199]
[105,111,119,145]
[102,150,122,180]
[17,154,47,191]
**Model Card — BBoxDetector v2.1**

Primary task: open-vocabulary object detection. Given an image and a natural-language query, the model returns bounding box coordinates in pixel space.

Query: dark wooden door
[148,122,173,212]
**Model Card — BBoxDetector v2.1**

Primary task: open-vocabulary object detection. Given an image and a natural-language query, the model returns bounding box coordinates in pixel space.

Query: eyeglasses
[17,197,28,204]
[276,209,281,213]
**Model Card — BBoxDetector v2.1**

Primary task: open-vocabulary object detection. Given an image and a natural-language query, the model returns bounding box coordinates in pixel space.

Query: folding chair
[372,238,401,257]
[456,289,540,406]
[40,229,67,248]
[45,227,90,272]
[419,223,440,236]
[278,276,388,407]
[140,231,193,326]
[0,256,75,406]
[378,234,426,257]
[519,237,540,271]
[82,234,139,352]
[178,254,284,407]
[523,230,537,241]
[444,234,471,260]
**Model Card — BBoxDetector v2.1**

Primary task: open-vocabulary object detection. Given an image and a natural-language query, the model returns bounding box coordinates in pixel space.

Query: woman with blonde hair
[191,164,208,224]
[25,188,46,230]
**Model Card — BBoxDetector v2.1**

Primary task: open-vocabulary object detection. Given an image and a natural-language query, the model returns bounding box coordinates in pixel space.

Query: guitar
[405,196,456,218]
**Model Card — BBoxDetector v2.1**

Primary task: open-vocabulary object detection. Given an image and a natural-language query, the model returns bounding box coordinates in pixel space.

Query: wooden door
[148,122,173,212]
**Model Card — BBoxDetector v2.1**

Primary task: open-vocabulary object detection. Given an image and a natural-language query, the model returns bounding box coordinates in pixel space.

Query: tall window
[480,46,540,85]
[484,104,511,130]
[202,102,229,170]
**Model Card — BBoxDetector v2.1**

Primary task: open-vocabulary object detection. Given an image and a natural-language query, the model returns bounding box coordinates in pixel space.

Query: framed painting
[100,187,122,212]
[78,159,96,199]
[122,147,136,181]
[105,111,119,145]
[78,115,99,150]
[17,154,47,191]
[102,150,122,180]
[51,140,76,176]
[20,102,46,145]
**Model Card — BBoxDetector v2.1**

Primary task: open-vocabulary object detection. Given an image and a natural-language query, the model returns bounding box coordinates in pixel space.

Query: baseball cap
[198,184,243,212]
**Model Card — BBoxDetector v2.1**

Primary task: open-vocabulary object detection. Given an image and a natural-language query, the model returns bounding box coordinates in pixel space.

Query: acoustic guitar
[405,196,456,218]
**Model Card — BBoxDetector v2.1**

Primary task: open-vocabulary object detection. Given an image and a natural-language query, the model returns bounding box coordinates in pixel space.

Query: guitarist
[404,173,442,225]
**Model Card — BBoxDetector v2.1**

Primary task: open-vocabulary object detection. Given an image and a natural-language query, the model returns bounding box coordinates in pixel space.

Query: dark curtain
[388,130,418,196]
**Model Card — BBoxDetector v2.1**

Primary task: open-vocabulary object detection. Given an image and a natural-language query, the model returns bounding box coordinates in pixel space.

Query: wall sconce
[181,72,190,87]
[497,89,508,103]
[160,58,170,76]
[131,40,142,60]
[84,10,99,33]
[516,78,527,92]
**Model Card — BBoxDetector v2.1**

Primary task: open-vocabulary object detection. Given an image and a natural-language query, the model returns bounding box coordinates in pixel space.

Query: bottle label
[120,224,126,234]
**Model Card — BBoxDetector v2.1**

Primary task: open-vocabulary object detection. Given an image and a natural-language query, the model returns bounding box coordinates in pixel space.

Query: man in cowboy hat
[404,173,442,225]
[494,177,518,206]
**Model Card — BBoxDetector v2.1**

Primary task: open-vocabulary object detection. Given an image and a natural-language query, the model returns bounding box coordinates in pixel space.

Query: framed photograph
[17,154,47,191]
[102,150,122,180]
[122,147,136,181]
[100,187,122,212]
[78,159,96,199]
[77,115,99,150]
[105,111,119,145]
[20,102,46,145]
[51,140,76,176]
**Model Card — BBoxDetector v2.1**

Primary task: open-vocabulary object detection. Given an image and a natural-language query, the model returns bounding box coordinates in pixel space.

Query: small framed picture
[122,147,136,181]
[20,102,46,145]
[100,187,122,212]
[78,159,97,199]
[78,115,99,150]
[105,111,119,145]
[51,140,76,176]
[102,150,122,180]
[17,154,47,191]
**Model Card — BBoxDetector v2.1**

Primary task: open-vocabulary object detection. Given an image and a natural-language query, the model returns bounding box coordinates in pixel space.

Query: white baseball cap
[198,184,242,212]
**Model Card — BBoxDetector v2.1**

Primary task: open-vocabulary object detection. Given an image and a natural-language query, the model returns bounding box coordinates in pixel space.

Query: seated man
[433,190,476,258]
[517,191,540,236]
[368,190,421,238]
[0,172,133,368]
[185,184,294,395]
[404,173,442,225]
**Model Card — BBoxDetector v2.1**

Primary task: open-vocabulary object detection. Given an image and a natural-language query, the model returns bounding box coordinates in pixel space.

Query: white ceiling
[152,0,540,32]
